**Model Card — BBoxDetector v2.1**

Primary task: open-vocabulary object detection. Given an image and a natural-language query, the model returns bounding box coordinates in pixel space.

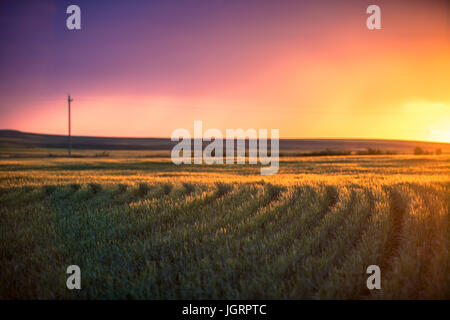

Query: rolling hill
[0,130,448,154]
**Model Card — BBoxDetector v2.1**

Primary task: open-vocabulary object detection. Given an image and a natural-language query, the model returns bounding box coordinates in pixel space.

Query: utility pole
[68,94,73,157]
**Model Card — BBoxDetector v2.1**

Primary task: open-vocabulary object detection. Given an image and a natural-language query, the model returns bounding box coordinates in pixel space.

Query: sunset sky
[0,0,449,141]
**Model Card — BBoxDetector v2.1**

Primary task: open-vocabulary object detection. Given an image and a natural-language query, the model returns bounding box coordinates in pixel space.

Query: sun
[402,101,450,143]
[428,129,450,143]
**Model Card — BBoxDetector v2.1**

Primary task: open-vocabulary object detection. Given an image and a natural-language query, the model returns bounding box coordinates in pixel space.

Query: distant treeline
[280,148,398,157]
[281,147,444,157]
[46,147,442,159]
[413,147,442,155]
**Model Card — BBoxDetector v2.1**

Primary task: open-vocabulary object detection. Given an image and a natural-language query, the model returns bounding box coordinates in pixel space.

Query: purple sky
[0,0,449,141]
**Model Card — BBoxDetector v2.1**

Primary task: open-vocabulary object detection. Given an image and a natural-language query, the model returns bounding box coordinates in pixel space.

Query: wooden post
[68,94,73,157]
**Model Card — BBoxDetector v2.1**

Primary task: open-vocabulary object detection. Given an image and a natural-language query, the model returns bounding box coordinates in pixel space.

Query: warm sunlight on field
[1,155,449,299]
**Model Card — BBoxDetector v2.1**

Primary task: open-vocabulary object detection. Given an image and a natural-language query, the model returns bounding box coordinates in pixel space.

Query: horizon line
[1,129,449,145]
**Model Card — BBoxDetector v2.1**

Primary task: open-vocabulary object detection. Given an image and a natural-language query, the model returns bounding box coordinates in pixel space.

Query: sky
[0,0,449,141]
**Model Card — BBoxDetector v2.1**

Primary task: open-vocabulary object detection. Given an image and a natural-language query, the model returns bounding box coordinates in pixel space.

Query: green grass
[0,155,449,299]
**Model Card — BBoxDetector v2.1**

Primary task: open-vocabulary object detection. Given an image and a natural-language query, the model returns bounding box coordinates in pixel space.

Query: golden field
[1,154,449,299]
